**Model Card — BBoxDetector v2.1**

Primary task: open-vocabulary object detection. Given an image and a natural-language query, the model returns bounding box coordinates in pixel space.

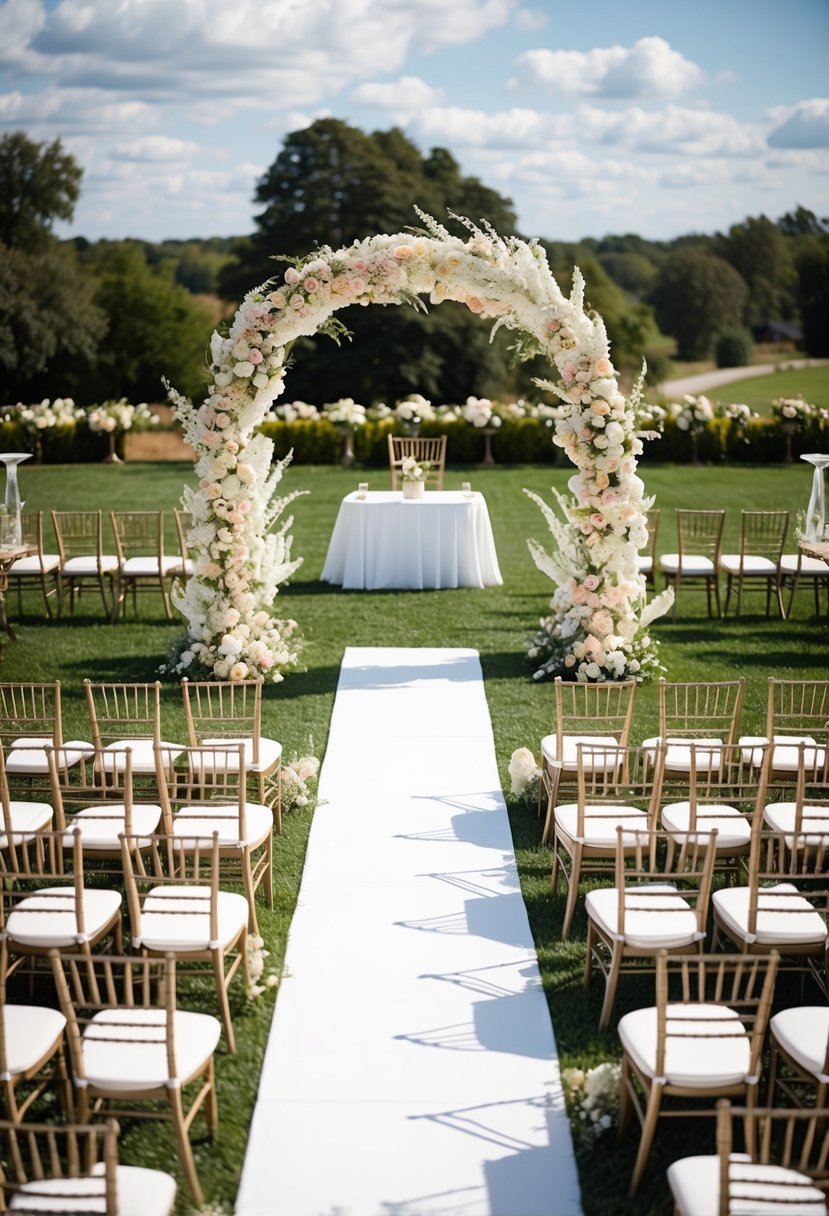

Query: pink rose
[583,575,600,591]
[303,276,319,293]
[284,268,300,285]
[466,296,484,313]
[248,349,263,364]
[590,513,606,528]
[290,295,305,311]
[216,413,230,429]
[564,654,576,667]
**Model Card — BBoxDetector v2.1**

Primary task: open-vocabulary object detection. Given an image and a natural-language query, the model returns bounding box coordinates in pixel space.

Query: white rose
[234,361,255,378]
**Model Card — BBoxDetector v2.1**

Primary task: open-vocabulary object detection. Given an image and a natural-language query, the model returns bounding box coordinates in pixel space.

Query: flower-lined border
[169,209,669,682]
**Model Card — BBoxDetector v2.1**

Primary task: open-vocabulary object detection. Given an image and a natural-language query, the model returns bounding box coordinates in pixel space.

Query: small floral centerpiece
[400,455,430,498]
[508,747,540,799]
[86,398,158,463]
[281,751,320,813]
[562,1061,622,1146]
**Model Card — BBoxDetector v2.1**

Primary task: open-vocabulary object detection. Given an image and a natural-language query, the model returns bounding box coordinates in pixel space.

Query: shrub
[714,327,754,368]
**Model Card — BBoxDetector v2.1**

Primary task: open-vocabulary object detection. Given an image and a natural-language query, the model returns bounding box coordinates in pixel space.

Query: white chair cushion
[713,882,827,947]
[720,554,778,575]
[780,553,829,575]
[660,553,715,575]
[636,556,653,574]
[0,800,53,848]
[619,1002,751,1087]
[5,740,92,775]
[137,887,249,952]
[99,739,183,776]
[585,883,703,948]
[539,734,620,773]
[200,736,282,774]
[10,1165,177,1216]
[62,803,162,850]
[668,1152,827,1215]
[81,1008,220,1091]
[661,800,751,849]
[554,803,647,847]
[9,553,60,574]
[173,801,273,848]
[62,556,119,574]
[771,1006,829,1084]
[739,735,824,771]
[3,1004,66,1075]
[121,556,181,576]
[643,736,724,773]
[764,801,829,847]
[6,887,122,949]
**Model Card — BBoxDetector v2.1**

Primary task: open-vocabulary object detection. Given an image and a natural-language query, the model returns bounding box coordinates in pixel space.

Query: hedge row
[2,415,826,466]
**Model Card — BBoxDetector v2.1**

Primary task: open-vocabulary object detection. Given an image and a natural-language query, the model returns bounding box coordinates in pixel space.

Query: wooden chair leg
[617,1052,633,1139]
[560,844,582,942]
[598,944,623,1031]
[583,920,596,991]
[168,1085,204,1205]
[212,950,236,1054]
[628,1085,663,1196]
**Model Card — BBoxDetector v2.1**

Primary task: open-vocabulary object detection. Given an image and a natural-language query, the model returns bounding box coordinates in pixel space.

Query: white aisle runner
[236,647,582,1216]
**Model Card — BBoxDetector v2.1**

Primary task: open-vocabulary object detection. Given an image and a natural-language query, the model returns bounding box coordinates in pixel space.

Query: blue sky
[1,0,827,245]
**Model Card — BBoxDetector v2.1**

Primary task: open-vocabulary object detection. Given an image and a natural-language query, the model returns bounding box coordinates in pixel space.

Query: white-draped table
[320,490,503,591]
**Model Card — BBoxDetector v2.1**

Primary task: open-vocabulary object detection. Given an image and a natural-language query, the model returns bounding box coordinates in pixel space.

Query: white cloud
[411,104,562,147]
[0,0,45,69]
[0,85,158,133]
[767,98,829,149]
[351,75,445,113]
[513,7,547,32]
[111,135,200,163]
[514,36,704,99]
[575,102,764,157]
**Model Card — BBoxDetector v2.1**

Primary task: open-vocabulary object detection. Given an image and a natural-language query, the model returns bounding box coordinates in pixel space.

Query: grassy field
[710,364,829,413]
[4,458,829,1215]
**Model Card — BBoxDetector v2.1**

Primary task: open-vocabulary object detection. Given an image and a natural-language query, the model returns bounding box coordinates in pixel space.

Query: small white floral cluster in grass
[508,747,540,798]
[87,398,157,434]
[562,1062,622,1145]
[246,933,280,1002]
[281,752,320,812]
[401,455,431,483]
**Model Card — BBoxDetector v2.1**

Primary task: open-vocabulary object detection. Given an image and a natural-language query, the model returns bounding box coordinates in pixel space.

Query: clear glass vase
[0,453,31,548]
[801,453,829,542]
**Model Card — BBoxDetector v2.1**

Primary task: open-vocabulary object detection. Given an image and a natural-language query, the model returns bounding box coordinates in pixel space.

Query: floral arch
[168,209,671,684]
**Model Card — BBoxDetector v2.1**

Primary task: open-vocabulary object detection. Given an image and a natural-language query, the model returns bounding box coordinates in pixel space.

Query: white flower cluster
[6,397,84,435]
[87,398,157,434]
[667,393,715,434]
[401,456,430,482]
[245,932,279,1001]
[172,208,669,682]
[562,1062,622,1145]
[771,395,825,427]
[508,747,540,798]
[324,397,367,428]
[281,752,320,811]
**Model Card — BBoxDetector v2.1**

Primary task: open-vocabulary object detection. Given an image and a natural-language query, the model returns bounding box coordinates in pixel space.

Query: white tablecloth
[320,490,503,590]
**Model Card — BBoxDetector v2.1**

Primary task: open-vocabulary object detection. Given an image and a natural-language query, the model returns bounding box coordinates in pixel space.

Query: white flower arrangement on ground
[281,751,320,812]
[170,206,669,682]
[87,398,157,433]
[508,747,539,798]
[562,1062,622,1145]
[401,455,430,483]
[245,933,280,1002]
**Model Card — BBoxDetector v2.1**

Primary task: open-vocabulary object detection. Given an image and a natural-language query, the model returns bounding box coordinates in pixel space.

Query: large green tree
[0,132,105,403]
[218,119,520,404]
[649,249,749,361]
[80,242,214,402]
[716,214,797,325]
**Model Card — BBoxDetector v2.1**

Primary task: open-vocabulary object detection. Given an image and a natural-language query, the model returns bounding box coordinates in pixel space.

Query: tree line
[1,121,827,408]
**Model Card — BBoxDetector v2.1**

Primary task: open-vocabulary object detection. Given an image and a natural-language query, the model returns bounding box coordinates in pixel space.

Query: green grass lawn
[711,364,829,413]
[4,459,829,1215]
